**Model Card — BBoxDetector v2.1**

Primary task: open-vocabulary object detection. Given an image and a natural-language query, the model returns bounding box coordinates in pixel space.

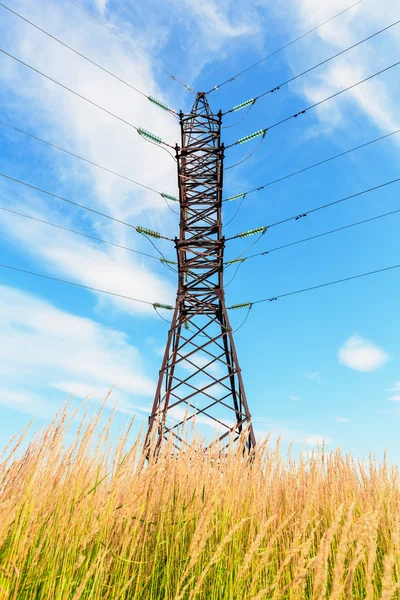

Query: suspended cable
[224,134,266,170]
[0,206,179,269]
[0,119,177,200]
[0,2,178,116]
[224,17,400,115]
[221,105,254,130]
[227,59,400,149]
[231,305,253,333]
[223,196,245,227]
[0,47,174,149]
[228,262,400,309]
[0,172,173,241]
[226,175,400,240]
[226,231,268,265]
[0,263,174,309]
[65,0,195,93]
[153,305,173,323]
[226,207,400,265]
[205,0,364,95]
[223,128,400,202]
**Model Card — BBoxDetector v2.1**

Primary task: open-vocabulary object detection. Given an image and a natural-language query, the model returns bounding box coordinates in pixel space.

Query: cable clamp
[230,302,253,310]
[226,192,246,202]
[138,128,162,144]
[238,226,268,238]
[153,302,174,311]
[137,226,162,239]
[161,193,178,202]
[295,213,307,221]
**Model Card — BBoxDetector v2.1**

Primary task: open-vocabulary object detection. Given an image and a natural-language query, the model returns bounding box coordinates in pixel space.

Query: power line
[226,207,400,265]
[65,0,194,93]
[224,17,400,115]
[223,129,400,202]
[206,0,364,95]
[227,59,400,148]
[0,2,178,116]
[226,175,400,240]
[0,46,174,149]
[228,262,400,309]
[0,263,173,309]
[0,205,169,262]
[0,119,176,199]
[0,172,173,241]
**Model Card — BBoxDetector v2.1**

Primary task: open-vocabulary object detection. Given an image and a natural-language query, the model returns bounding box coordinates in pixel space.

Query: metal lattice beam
[144,92,256,455]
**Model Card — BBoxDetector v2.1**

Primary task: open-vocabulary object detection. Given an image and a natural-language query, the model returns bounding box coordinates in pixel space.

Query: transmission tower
[145,92,256,454]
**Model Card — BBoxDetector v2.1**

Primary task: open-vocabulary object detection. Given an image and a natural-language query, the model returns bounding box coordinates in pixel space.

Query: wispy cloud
[281,0,400,139]
[0,0,179,316]
[335,416,351,423]
[298,371,325,384]
[387,381,400,402]
[338,335,389,372]
[0,285,156,418]
[254,418,331,446]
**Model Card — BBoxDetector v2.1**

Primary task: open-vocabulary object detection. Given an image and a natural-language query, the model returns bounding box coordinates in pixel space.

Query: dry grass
[0,402,399,599]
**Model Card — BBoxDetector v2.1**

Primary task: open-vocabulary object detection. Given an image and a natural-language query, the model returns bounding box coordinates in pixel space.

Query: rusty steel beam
[144,92,256,455]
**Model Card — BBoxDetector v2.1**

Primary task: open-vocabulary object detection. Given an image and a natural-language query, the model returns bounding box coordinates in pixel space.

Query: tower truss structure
[145,92,256,454]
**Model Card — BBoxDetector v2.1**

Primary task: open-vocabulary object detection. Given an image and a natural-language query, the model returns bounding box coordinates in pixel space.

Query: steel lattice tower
[145,92,256,454]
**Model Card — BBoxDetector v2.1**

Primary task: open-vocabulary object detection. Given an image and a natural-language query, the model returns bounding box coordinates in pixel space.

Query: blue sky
[1,0,400,461]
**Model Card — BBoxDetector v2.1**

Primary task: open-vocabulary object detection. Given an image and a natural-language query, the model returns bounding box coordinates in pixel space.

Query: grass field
[0,402,399,599]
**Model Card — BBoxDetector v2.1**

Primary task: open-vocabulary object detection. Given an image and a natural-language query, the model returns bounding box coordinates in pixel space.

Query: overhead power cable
[226,175,400,241]
[0,172,173,241]
[0,47,174,149]
[0,119,178,201]
[65,0,195,93]
[0,263,174,310]
[227,59,400,149]
[224,128,400,202]
[206,0,364,95]
[0,206,178,268]
[226,207,400,266]
[228,262,400,309]
[0,2,178,116]
[225,17,400,115]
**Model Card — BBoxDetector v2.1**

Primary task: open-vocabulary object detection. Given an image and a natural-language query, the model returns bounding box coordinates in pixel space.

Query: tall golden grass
[0,401,399,599]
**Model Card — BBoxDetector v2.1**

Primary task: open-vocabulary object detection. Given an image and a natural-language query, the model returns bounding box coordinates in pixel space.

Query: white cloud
[288,394,300,401]
[335,416,351,423]
[94,0,108,14]
[0,388,56,418]
[338,334,389,372]
[281,0,400,139]
[0,285,156,418]
[387,383,400,403]
[388,382,400,392]
[0,0,179,316]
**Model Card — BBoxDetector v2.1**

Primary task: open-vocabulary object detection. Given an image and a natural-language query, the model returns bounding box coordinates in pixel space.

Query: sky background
[1,0,400,461]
